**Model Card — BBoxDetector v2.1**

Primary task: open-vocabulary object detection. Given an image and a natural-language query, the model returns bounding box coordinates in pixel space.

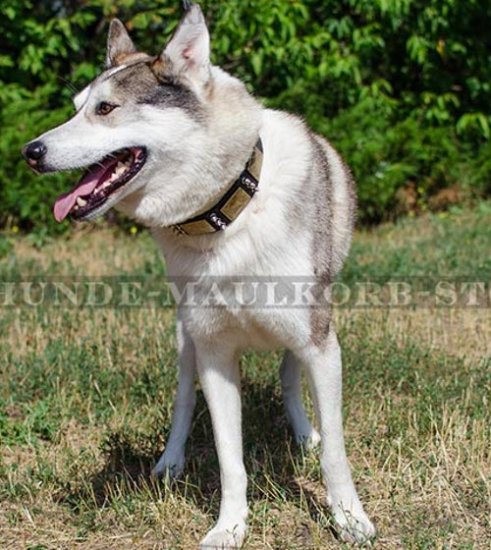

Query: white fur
[73,84,91,111]
[28,7,375,546]
[151,108,375,547]
[163,4,211,91]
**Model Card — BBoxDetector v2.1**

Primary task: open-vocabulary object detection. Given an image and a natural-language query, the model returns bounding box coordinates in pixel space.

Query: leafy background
[1,0,490,234]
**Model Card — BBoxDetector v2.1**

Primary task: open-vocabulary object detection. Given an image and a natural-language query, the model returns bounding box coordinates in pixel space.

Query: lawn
[0,204,490,549]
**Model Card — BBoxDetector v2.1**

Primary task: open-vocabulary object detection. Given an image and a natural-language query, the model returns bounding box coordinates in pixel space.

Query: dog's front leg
[299,328,376,544]
[196,342,248,550]
[152,320,196,479]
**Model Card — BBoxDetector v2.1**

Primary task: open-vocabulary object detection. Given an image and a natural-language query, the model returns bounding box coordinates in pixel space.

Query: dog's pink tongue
[53,165,107,222]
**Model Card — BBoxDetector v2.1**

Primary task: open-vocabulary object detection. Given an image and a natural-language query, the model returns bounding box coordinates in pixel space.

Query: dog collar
[172,139,263,236]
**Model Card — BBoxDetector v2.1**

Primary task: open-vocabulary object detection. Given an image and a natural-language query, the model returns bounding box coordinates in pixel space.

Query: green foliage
[1,0,490,232]
[316,99,472,221]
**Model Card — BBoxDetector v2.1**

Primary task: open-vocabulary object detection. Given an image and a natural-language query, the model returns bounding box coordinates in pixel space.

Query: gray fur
[136,78,202,116]
[309,134,334,346]
[342,157,358,227]
[106,19,137,68]
[106,62,204,119]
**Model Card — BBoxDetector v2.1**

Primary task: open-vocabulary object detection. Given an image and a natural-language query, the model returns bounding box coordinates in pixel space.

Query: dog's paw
[199,522,247,549]
[295,428,321,451]
[151,447,185,480]
[332,503,376,545]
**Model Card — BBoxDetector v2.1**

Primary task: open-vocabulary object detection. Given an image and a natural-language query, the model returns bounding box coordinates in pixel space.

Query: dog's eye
[96,102,118,116]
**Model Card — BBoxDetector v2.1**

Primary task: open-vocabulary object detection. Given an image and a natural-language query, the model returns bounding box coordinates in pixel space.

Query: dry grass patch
[1,206,490,548]
[337,307,491,361]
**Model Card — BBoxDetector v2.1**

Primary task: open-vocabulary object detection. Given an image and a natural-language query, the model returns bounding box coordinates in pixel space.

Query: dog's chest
[153,225,314,350]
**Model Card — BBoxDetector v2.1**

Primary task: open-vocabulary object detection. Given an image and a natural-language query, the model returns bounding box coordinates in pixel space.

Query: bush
[1,0,490,233]
[315,98,472,221]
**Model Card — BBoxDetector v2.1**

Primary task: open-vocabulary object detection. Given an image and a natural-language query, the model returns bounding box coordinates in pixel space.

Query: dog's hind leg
[297,328,376,544]
[196,343,248,550]
[152,320,196,479]
[280,350,320,449]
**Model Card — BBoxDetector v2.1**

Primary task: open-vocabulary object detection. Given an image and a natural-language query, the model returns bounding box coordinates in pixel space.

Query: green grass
[343,202,491,282]
[0,205,490,549]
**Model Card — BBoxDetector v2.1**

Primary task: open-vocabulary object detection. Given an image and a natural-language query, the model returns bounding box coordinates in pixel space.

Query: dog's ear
[106,19,137,68]
[154,3,210,86]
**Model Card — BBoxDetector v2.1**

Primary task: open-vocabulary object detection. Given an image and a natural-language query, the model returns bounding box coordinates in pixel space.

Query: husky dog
[22,3,375,548]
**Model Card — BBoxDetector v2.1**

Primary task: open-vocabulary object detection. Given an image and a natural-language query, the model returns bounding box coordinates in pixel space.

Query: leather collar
[173,139,263,236]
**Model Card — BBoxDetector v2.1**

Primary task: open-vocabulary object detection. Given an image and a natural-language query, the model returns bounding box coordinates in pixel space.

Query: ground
[0,203,490,549]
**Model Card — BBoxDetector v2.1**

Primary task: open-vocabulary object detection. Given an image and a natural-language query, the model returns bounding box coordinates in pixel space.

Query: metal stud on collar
[171,138,263,236]
[209,212,227,230]
[240,175,258,192]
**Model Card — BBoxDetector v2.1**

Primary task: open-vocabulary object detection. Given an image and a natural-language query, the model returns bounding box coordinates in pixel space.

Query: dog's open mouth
[53,147,147,222]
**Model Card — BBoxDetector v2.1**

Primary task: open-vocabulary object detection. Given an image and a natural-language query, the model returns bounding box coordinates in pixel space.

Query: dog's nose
[22,141,47,164]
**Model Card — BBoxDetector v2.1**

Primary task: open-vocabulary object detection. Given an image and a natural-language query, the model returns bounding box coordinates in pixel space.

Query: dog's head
[22,3,261,227]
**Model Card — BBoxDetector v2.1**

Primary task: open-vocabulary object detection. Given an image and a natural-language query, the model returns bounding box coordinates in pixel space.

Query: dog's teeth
[102,180,112,188]
[76,197,87,207]
[109,163,126,181]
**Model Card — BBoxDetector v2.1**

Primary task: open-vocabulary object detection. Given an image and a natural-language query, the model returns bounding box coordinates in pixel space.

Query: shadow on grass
[58,378,333,531]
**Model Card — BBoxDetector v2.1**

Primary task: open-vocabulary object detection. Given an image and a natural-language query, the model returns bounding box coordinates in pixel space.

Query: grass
[0,204,490,549]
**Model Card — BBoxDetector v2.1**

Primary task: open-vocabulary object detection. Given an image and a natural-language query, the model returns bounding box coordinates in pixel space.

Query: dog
[22,3,376,547]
